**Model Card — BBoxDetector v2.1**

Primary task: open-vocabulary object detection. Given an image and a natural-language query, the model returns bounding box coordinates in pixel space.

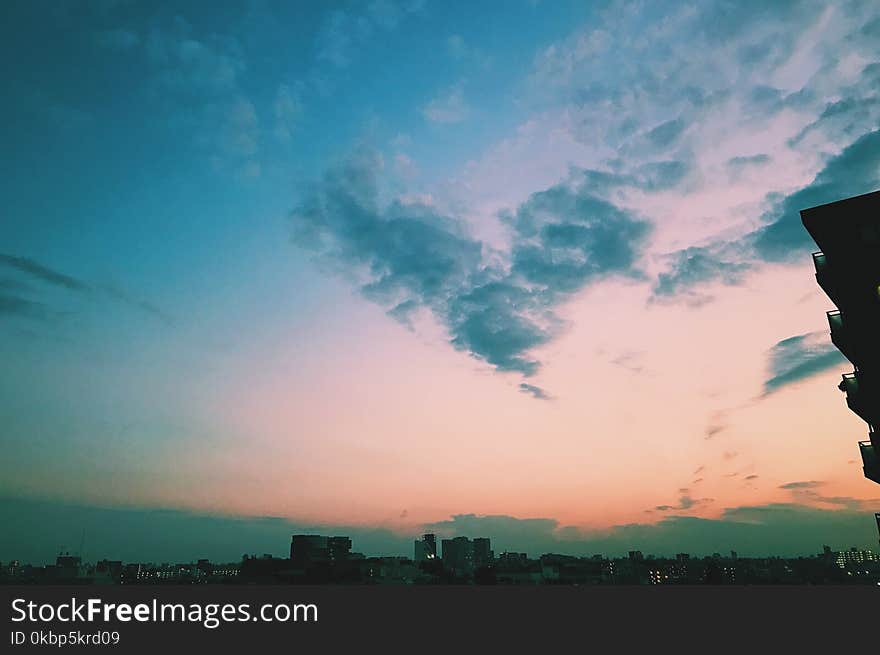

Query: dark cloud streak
[0,253,89,292]
[763,332,847,395]
[0,253,171,325]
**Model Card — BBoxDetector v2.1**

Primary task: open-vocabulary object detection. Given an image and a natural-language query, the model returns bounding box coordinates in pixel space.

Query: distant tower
[414,533,438,562]
[801,190,880,485]
[423,533,437,558]
[473,538,493,568]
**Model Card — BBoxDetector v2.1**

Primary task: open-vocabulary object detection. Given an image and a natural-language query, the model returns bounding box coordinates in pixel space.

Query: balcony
[859,440,880,484]
[813,252,842,307]
[826,310,854,363]
[828,309,880,369]
[841,372,879,426]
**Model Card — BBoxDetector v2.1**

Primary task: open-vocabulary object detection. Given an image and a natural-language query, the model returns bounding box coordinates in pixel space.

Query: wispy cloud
[654,125,880,302]
[763,332,847,396]
[423,84,470,124]
[652,246,751,305]
[651,491,714,513]
[0,254,88,292]
[518,2,880,304]
[726,153,771,172]
[0,253,170,325]
[0,294,51,321]
[273,83,303,142]
[519,383,550,400]
[315,1,423,68]
[779,480,870,510]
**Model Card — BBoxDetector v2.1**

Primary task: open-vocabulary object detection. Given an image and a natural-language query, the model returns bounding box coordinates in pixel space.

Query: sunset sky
[2,0,880,563]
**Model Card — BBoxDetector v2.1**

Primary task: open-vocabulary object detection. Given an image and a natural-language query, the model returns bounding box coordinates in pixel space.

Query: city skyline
[4,529,879,587]
[3,1,880,562]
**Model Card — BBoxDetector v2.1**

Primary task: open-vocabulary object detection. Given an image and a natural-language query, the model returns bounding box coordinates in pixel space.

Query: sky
[2,0,880,564]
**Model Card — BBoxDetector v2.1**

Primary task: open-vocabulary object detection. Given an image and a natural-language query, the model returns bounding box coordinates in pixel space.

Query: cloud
[145,19,245,94]
[273,83,303,142]
[517,2,879,304]
[315,2,422,68]
[423,84,470,124]
[98,284,174,326]
[0,254,88,292]
[653,130,880,300]
[445,34,491,68]
[290,149,651,389]
[0,253,170,325]
[610,351,644,373]
[762,331,847,395]
[446,280,556,375]
[726,153,771,171]
[779,480,823,490]
[777,480,869,510]
[97,16,263,178]
[752,129,880,262]
[579,161,691,194]
[314,10,364,68]
[421,501,879,557]
[645,118,685,148]
[447,34,468,60]
[652,246,751,304]
[652,492,714,513]
[519,383,550,400]
[504,183,651,293]
[4,493,879,563]
[0,496,413,566]
[0,294,51,321]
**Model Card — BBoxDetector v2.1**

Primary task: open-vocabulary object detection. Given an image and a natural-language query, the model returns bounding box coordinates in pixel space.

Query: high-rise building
[328,537,352,563]
[414,533,438,563]
[473,538,493,568]
[441,537,474,575]
[835,547,877,569]
[801,190,880,485]
[290,535,351,568]
[423,533,437,558]
[290,535,328,566]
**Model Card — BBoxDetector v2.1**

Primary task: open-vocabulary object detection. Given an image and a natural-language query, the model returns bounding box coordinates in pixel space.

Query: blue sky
[2,0,880,561]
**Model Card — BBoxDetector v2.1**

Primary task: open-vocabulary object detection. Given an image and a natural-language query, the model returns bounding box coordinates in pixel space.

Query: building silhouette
[473,537,493,568]
[414,533,438,562]
[290,535,352,568]
[801,189,880,485]
[441,537,474,576]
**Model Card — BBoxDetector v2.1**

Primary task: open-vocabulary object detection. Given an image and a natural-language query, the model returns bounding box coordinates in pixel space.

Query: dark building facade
[290,535,352,568]
[801,189,880,485]
[473,538,493,568]
[441,537,474,576]
[414,533,438,563]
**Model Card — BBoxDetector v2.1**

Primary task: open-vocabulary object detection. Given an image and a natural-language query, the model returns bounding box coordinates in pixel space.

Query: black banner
[2,585,877,651]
